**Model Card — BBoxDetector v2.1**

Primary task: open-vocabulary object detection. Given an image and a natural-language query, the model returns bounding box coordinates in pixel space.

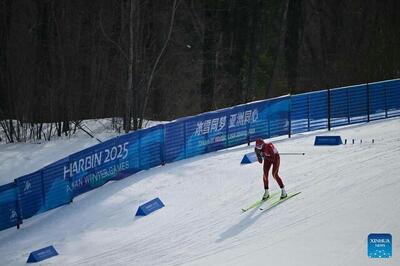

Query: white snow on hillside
[0,118,399,266]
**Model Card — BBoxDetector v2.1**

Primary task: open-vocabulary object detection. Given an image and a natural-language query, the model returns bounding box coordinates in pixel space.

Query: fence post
[307,94,310,131]
[14,179,23,229]
[184,121,187,159]
[246,107,251,145]
[267,116,271,138]
[346,88,350,124]
[205,116,209,153]
[366,83,370,122]
[67,155,74,203]
[288,95,292,138]
[225,114,229,147]
[384,83,388,118]
[40,170,46,210]
[246,123,250,145]
[328,89,331,131]
[138,130,142,169]
[160,125,166,165]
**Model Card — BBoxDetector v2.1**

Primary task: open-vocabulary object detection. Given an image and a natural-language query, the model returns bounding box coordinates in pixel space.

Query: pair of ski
[241,191,301,213]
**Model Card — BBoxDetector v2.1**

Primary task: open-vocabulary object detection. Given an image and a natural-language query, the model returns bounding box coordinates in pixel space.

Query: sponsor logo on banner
[9,209,18,221]
[24,180,32,193]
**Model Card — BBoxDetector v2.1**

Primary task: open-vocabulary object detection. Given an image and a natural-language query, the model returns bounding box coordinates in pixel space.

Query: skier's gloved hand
[255,148,263,163]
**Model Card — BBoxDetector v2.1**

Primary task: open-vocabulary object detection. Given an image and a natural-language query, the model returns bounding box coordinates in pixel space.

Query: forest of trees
[1,0,399,142]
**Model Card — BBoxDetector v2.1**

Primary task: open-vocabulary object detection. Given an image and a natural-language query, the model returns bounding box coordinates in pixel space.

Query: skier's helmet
[255,139,264,150]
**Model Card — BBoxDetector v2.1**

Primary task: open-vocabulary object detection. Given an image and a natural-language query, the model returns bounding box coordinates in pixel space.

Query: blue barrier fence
[0,78,399,231]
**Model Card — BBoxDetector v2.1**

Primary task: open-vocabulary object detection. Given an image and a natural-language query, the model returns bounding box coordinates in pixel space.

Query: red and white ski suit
[256,141,285,190]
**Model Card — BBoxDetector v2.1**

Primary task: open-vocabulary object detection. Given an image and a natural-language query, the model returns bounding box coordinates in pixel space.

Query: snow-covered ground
[0,118,399,266]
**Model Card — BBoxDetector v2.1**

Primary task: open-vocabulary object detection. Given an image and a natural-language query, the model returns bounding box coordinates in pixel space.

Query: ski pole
[279,152,305,155]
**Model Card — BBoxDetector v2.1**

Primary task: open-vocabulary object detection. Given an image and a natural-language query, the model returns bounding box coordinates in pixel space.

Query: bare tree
[139,0,179,128]
[100,0,179,132]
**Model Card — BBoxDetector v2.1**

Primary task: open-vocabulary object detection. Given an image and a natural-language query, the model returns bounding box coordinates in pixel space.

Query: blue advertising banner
[206,110,231,152]
[114,132,140,179]
[291,91,328,133]
[385,80,400,117]
[182,98,284,156]
[330,87,350,127]
[139,125,163,170]
[308,91,328,130]
[248,96,290,141]
[164,121,185,163]
[369,82,387,120]
[68,137,133,197]
[0,183,19,230]
[42,157,72,210]
[291,93,310,134]
[185,113,210,158]
[16,171,44,219]
[348,85,368,124]
[224,105,247,147]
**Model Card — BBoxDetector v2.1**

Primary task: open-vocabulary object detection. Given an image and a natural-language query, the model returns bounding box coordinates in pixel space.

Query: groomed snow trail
[0,118,399,266]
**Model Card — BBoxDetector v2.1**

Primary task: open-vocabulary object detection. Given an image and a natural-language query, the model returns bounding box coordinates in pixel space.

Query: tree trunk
[9,119,14,142]
[139,0,178,128]
[245,0,262,102]
[200,2,217,112]
[268,0,290,98]
[124,0,135,133]
[285,0,302,92]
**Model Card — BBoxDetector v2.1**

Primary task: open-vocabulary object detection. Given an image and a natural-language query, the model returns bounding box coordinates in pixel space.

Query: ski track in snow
[0,118,399,266]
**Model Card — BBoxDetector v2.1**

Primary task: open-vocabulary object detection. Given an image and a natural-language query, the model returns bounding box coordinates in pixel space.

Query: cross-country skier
[255,138,287,200]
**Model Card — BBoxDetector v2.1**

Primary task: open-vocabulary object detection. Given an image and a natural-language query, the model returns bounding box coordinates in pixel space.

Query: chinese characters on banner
[194,109,259,136]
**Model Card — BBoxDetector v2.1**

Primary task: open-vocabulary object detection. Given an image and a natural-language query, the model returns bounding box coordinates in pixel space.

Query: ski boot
[280,187,287,199]
[262,189,270,200]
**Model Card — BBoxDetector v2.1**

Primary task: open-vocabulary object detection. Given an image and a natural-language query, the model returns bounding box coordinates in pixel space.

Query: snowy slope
[0,118,399,266]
